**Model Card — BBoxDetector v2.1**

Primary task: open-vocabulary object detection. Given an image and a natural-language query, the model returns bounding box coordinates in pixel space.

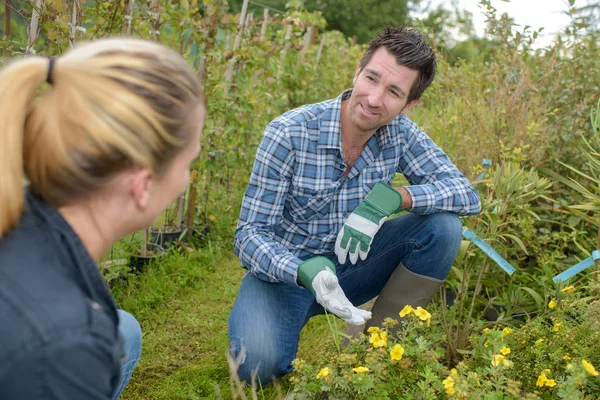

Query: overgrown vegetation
[2,0,600,398]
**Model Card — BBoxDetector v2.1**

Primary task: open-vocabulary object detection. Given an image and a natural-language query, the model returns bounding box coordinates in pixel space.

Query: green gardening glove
[297,257,372,325]
[334,182,403,264]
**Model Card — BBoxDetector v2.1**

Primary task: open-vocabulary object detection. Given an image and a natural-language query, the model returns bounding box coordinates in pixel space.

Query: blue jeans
[228,212,462,384]
[113,310,142,400]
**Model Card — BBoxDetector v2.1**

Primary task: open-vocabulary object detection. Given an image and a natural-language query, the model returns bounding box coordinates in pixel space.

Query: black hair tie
[47,56,56,85]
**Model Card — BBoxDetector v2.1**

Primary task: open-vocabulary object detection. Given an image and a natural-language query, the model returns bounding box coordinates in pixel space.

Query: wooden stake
[315,32,326,71]
[3,0,11,38]
[224,0,249,94]
[277,22,293,78]
[185,170,199,242]
[150,0,160,41]
[141,228,148,257]
[197,55,206,82]
[68,0,79,47]
[299,25,313,63]
[175,194,185,227]
[244,12,253,36]
[124,0,134,36]
[260,8,268,41]
[26,0,44,55]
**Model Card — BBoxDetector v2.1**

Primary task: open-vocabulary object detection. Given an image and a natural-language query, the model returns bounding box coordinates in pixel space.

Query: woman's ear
[128,168,153,210]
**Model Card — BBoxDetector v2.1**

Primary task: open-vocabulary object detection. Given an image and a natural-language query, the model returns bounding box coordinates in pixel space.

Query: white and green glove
[297,256,372,325]
[335,182,403,265]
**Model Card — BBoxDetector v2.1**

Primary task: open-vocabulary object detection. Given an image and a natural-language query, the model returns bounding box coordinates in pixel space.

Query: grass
[110,244,337,400]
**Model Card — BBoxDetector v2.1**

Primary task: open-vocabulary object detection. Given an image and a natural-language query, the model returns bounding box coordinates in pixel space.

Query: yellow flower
[367,326,381,334]
[446,387,455,395]
[491,354,510,367]
[316,367,331,379]
[443,376,455,389]
[208,214,216,222]
[390,344,404,361]
[483,328,490,334]
[536,338,544,344]
[545,379,557,387]
[484,340,492,348]
[501,327,513,337]
[451,368,458,377]
[369,331,388,348]
[553,322,562,332]
[536,373,548,387]
[549,299,557,309]
[352,366,369,374]
[412,306,431,327]
[563,354,571,361]
[560,286,575,294]
[500,346,511,355]
[582,359,599,377]
[414,306,431,322]
[399,304,414,318]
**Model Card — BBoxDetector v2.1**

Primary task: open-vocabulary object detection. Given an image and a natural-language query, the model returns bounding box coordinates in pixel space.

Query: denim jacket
[0,191,123,399]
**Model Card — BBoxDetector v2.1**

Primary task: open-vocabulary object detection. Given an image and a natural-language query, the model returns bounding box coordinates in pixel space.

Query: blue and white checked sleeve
[234,121,303,286]
[401,124,481,216]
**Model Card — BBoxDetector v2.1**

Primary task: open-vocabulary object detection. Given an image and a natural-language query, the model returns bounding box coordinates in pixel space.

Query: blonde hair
[0,38,205,238]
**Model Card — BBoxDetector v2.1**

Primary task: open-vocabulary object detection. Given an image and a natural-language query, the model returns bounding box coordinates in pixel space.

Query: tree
[303,0,418,43]
[227,0,420,44]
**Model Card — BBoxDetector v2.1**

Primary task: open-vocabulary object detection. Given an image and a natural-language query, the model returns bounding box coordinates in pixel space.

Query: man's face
[347,47,420,135]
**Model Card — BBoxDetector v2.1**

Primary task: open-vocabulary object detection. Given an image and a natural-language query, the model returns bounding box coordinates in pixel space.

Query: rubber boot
[365,264,443,333]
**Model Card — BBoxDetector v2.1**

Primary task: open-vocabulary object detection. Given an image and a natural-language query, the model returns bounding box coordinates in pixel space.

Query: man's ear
[128,168,153,210]
[353,63,362,86]
[400,98,420,115]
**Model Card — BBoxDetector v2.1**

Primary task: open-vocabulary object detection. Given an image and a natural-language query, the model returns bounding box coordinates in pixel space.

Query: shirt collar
[317,89,400,151]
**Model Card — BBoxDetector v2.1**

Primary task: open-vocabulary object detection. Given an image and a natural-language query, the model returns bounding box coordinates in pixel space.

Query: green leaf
[504,233,529,255]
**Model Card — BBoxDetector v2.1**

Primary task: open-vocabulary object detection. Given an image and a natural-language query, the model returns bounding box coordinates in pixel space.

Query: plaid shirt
[234,90,481,286]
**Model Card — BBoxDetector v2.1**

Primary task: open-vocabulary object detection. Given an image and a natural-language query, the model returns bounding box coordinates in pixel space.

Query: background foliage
[2,0,600,398]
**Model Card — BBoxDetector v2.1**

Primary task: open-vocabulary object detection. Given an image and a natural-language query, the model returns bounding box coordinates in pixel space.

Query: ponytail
[0,57,48,238]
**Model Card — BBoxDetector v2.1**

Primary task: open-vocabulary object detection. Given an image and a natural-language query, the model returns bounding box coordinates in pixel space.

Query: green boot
[365,264,443,333]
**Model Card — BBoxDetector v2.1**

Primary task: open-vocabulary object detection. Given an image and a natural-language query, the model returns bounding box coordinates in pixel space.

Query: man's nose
[367,87,384,108]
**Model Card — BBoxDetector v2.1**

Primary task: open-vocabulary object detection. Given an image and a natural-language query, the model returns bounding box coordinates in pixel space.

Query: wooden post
[150,0,160,41]
[185,170,199,242]
[26,0,44,55]
[141,228,148,257]
[68,0,80,47]
[244,12,253,36]
[299,25,313,63]
[277,22,293,78]
[197,55,206,82]
[175,194,185,227]
[3,0,11,38]
[260,8,268,41]
[124,0,134,36]
[224,0,249,94]
[314,32,326,71]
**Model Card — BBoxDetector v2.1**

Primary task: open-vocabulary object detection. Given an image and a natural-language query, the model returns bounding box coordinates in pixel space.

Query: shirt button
[90,301,102,311]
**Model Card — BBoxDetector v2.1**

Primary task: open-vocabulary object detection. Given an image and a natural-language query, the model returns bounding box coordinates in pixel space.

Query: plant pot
[129,243,165,273]
[442,287,458,308]
[150,227,184,247]
[484,302,537,322]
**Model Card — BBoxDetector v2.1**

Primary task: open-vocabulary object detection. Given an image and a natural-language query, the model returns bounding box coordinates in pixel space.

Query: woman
[0,38,206,399]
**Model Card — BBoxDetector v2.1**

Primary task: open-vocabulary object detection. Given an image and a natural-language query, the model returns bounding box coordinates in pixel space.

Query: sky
[428,0,579,47]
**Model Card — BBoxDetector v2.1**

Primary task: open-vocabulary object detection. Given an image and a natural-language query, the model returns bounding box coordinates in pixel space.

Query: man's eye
[366,76,375,82]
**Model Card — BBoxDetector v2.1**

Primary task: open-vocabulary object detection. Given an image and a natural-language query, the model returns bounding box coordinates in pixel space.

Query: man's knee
[407,213,463,280]
[426,212,462,245]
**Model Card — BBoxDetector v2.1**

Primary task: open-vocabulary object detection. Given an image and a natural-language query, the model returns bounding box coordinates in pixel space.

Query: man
[229,26,481,384]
